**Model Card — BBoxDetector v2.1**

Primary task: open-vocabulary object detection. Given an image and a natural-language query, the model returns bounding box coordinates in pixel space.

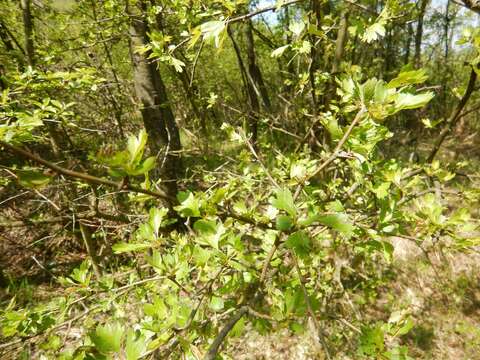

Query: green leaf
[90,322,124,354]
[317,213,355,237]
[358,324,385,356]
[193,219,217,234]
[125,329,147,360]
[174,191,201,217]
[395,318,414,336]
[16,169,52,188]
[362,22,386,43]
[276,215,293,231]
[271,45,290,58]
[285,231,310,257]
[387,69,429,89]
[127,130,148,166]
[209,296,224,312]
[230,316,246,337]
[129,156,156,176]
[193,219,224,249]
[149,207,168,235]
[289,21,305,37]
[200,20,227,48]
[271,187,296,218]
[394,92,434,111]
[112,242,152,254]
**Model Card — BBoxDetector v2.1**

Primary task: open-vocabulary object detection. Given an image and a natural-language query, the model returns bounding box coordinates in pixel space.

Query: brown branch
[0,210,129,228]
[427,66,478,162]
[457,0,480,14]
[203,306,249,360]
[0,140,173,201]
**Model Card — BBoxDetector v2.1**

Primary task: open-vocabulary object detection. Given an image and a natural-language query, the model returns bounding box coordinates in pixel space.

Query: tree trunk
[128,0,182,199]
[404,22,413,65]
[244,20,271,111]
[283,6,296,95]
[20,0,35,67]
[414,0,429,68]
[228,26,260,146]
[332,10,349,75]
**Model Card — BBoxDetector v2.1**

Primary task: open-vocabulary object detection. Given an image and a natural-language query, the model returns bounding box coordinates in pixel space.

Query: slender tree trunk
[414,0,428,68]
[404,22,413,65]
[332,10,349,75]
[283,6,296,95]
[441,0,451,115]
[90,0,126,139]
[20,0,35,67]
[324,9,348,110]
[228,26,260,146]
[128,0,182,199]
[244,20,271,112]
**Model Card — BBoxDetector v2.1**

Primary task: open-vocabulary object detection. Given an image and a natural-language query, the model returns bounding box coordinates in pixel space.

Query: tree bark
[228,26,260,146]
[128,0,182,199]
[414,0,428,68]
[20,0,35,67]
[404,22,413,65]
[244,20,272,111]
[461,0,480,14]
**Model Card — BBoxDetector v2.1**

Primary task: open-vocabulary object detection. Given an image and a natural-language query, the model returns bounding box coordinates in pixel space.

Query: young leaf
[271,45,290,58]
[174,191,201,217]
[127,130,148,166]
[317,213,355,237]
[90,322,124,354]
[387,69,428,89]
[285,231,310,257]
[362,22,386,43]
[125,329,147,360]
[200,20,227,48]
[394,92,434,112]
[271,187,296,218]
[289,21,305,37]
[276,215,293,231]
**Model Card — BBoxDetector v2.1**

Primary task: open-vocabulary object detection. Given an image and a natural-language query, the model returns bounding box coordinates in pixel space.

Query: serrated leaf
[362,22,386,43]
[193,219,217,234]
[285,231,310,257]
[394,92,434,111]
[276,215,293,231]
[387,69,428,89]
[174,191,201,217]
[271,187,296,217]
[90,322,124,354]
[289,21,305,37]
[125,330,147,360]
